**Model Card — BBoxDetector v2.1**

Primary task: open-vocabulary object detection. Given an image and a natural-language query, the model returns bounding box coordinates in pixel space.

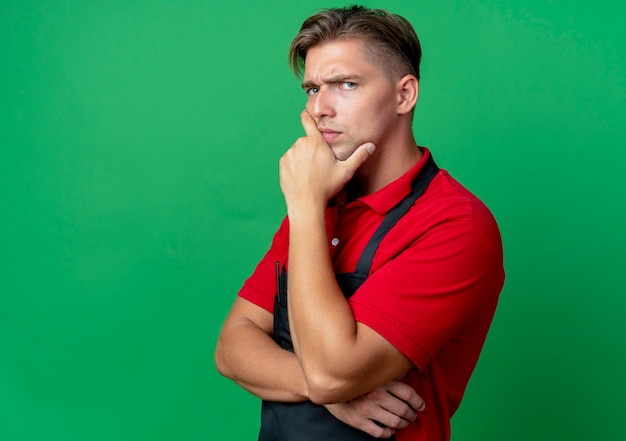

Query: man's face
[302,39,401,161]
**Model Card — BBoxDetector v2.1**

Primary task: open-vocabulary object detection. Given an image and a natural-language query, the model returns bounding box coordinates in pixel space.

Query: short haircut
[289,5,422,81]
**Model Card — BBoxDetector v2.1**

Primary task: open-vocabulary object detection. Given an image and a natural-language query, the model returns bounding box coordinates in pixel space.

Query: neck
[351,132,422,197]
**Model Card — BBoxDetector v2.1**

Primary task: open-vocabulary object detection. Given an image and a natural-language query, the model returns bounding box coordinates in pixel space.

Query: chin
[331,145,357,161]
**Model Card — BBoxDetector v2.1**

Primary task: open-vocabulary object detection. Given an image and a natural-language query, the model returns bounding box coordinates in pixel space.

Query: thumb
[340,142,376,172]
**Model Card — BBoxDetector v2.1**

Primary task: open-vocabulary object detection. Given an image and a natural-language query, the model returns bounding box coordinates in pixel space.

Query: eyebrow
[301,74,361,89]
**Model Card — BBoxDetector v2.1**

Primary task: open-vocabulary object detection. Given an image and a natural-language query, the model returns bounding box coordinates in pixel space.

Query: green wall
[2,1,624,439]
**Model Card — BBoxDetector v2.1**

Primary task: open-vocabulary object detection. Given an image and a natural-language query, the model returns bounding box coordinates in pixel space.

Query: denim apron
[259,155,439,441]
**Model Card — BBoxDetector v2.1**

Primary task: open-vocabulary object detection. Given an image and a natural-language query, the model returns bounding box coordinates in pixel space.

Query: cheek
[358,106,395,142]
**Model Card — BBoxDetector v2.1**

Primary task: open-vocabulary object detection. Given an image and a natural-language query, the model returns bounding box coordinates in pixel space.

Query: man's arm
[279,110,414,404]
[287,210,413,404]
[215,297,308,402]
[325,380,425,438]
[215,297,426,437]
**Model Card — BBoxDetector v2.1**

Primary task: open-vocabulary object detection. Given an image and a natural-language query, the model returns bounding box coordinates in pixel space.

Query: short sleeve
[238,217,290,313]
[349,212,505,371]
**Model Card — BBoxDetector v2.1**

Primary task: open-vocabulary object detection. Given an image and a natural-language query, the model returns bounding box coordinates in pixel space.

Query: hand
[279,110,375,211]
[324,380,425,439]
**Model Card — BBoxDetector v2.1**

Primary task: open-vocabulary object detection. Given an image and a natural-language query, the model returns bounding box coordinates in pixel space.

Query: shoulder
[419,170,501,240]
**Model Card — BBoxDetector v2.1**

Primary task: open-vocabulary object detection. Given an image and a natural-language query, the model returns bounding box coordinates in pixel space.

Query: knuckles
[365,388,385,402]
[370,426,390,439]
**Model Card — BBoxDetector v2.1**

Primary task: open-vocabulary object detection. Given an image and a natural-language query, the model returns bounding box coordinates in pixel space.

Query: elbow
[305,370,354,405]
[308,389,339,406]
[214,340,232,379]
[214,357,228,379]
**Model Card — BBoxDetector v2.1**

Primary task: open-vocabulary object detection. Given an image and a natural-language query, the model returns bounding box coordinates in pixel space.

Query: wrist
[286,197,326,225]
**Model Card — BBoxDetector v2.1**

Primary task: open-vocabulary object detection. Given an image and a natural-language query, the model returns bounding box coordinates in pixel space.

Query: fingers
[324,382,425,438]
[386,380,426,412]
[324,402,395,439]
[356,419,396,439]
[345,398,402,438]
[358,380,427,430]
[342,141,375,167]
[365,387,417,425]
[300,108,375,172]
[288,109,374,203]
[300,109,324,140]
[335,142,375,182]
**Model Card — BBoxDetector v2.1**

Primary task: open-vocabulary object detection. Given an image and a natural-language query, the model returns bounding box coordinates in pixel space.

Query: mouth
[319,128,341,143]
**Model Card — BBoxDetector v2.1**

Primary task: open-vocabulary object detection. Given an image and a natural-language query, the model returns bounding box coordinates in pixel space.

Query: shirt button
[331,238,340,246]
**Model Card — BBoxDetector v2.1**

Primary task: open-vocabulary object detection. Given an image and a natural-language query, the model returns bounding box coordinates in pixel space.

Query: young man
[215,5,505,440]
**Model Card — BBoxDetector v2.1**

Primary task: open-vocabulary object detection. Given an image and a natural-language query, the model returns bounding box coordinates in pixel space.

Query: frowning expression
[302,39,403,161]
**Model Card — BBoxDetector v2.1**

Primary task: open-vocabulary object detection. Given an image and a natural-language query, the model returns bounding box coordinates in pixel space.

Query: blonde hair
[289,5,421,81]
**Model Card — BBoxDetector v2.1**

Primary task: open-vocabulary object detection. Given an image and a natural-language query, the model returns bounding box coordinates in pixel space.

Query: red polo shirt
[239,148,505,441]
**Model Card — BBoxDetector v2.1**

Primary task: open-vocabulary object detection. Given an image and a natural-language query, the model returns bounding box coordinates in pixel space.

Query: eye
[306,87,319,96]
[341,82,357,90]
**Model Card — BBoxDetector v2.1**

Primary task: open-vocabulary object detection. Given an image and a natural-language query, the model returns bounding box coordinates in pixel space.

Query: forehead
[303,39,382,81]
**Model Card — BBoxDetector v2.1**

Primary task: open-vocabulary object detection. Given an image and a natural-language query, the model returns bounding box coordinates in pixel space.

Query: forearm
[280,110,407,403]
[286,204,412,403]
[215,311,308,402]
[287,205,362,397]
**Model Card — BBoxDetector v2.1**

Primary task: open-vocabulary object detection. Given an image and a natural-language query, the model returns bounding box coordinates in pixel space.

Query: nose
[307,87,336,119]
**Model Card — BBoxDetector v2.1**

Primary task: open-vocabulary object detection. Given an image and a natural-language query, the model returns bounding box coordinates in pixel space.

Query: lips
[319,127,341,143]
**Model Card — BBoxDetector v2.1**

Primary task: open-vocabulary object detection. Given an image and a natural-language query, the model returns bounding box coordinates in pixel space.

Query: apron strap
[354,154,439,275]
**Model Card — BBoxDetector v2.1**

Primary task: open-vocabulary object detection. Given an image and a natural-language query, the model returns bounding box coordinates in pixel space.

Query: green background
[2,0,624,439]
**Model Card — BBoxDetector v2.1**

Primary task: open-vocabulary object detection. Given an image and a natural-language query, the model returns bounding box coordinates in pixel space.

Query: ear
[397,75,419,115]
